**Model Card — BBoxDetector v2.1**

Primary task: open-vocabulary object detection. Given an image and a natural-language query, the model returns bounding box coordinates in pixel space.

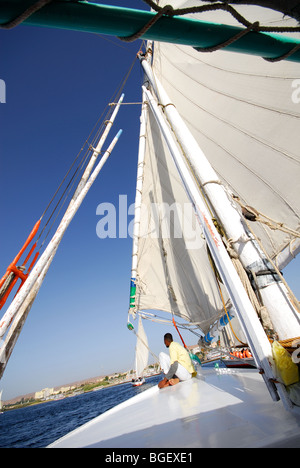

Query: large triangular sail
[128,3,300,408]
[149,1,300,269]
[131,106,227,334]
[130,2,300,336]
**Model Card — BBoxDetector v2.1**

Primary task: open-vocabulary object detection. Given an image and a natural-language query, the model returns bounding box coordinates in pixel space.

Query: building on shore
[35,388,54,400]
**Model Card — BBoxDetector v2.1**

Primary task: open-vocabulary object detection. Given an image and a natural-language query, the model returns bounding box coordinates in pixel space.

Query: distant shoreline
[2,373,161,412]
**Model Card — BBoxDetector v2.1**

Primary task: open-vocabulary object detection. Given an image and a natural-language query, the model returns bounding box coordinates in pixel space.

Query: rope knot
[251,21,260,32]
[119,3,175,42]
[162,5,175,16]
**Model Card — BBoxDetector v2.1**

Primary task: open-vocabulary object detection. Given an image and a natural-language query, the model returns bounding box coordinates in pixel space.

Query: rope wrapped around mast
[120,1,300,62]
[0,267,25,302]
[0,0,54,29]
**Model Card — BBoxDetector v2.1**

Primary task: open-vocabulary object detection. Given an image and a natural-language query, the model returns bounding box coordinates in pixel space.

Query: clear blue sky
[0,0,299,401]
[0,0,196,400]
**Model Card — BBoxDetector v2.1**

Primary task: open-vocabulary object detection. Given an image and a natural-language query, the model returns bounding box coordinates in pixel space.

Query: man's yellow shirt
[169,341,195,374]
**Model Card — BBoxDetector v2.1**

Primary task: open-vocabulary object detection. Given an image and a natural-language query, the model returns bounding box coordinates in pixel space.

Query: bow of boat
[48,367,300,448]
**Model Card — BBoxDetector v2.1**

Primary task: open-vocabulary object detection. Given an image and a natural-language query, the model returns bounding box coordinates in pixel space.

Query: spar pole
[0,129,122,342]
[1,1,300,62]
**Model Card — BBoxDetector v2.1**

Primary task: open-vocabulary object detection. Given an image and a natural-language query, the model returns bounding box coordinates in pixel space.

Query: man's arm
[165,361,178,380]
[158,362,179,388]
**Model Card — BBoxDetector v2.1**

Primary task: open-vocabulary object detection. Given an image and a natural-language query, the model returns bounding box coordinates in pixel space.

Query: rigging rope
[127,319,160,361]
[277,336,300,353]
[141,0,300,33]
[2,0,299,62]
[37,49,138,252]
[3,0,300,36]
[0,45,141,324]
[0,45,139,315]
[140,46,268,346]
[119,5,174,42]
[233,196,300,315]
[121,1,300,62]
[234,196,300,239]
[0,0,54,29]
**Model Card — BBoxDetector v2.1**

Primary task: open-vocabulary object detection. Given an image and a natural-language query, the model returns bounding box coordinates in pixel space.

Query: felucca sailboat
[1,0,300,448]
[0,390,3,414]
[131,316,149,386]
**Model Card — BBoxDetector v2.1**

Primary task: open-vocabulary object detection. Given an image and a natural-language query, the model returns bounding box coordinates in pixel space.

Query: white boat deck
[48,367,300,448]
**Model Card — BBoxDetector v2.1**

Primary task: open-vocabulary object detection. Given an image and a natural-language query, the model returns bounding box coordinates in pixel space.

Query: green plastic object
[189,352,201,366]
[127,322,134,331]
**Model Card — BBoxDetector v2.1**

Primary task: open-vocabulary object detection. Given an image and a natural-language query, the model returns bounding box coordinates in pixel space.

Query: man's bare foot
[169,378,180,386]
[158,377,170,389]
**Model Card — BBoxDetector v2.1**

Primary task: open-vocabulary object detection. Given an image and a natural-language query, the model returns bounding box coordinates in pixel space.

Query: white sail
[0,389,3,411]
[133,108,228,333]
[151,1,300,268]
[131,2,300,336]
[134,316,149,378]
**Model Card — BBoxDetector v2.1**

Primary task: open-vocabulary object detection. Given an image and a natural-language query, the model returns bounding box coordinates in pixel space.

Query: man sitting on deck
[158,333,195,389]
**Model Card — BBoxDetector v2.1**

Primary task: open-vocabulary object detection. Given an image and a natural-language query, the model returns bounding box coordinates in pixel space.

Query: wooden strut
[0,219,40,310]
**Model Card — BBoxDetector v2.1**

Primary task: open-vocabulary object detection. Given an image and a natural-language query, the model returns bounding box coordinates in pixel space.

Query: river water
[0,375,160,448]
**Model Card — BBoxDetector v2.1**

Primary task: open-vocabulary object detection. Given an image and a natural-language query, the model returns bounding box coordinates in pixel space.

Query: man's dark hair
[164,333,173,342]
